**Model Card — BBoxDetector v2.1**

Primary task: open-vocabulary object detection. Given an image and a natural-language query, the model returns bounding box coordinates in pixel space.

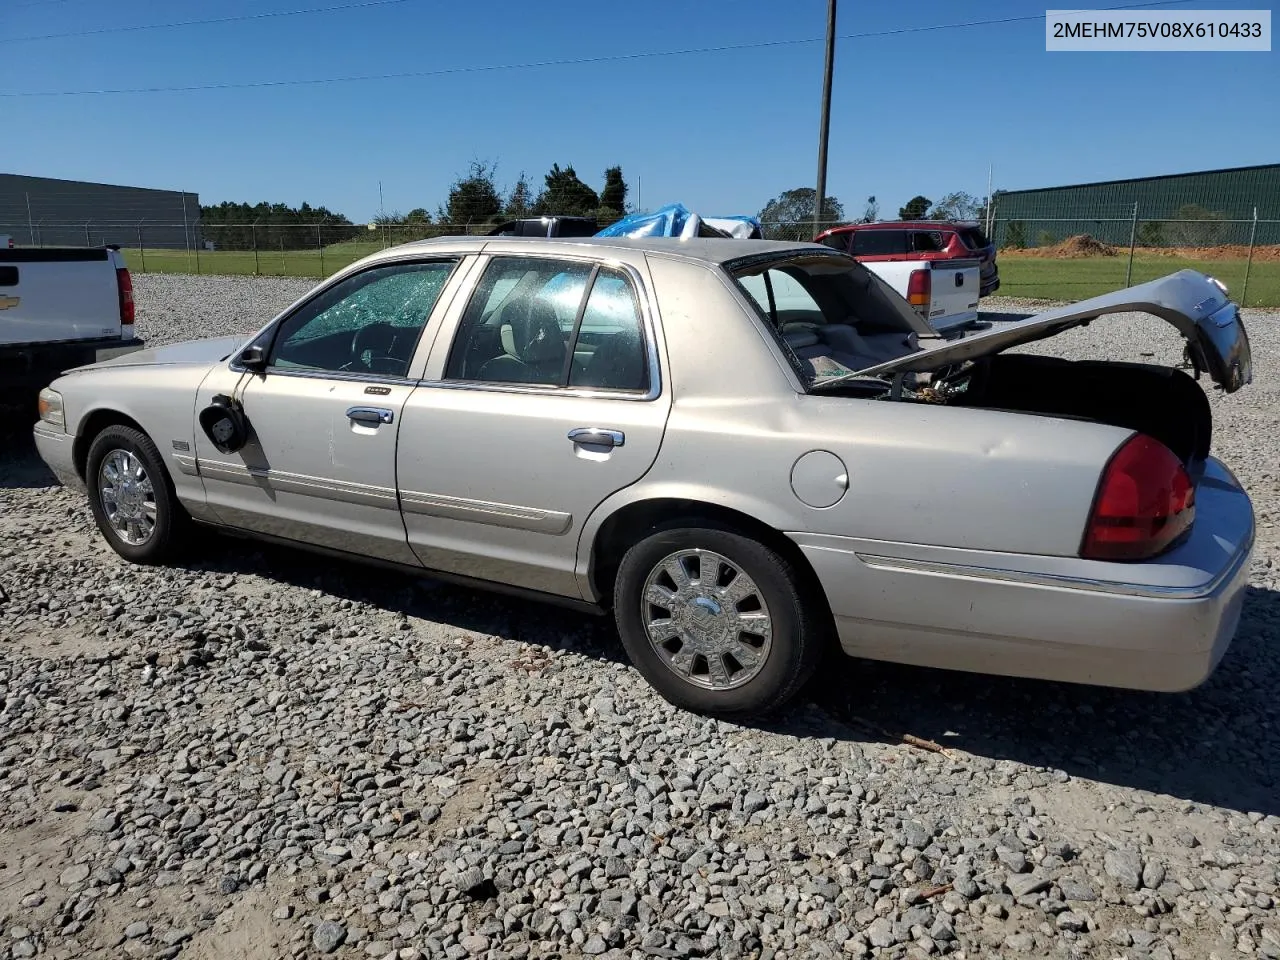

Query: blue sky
[2,0,1276,223]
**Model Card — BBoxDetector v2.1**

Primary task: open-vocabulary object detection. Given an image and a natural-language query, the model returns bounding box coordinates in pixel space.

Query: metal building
[991,163,1280,247]
[0,173,200,249]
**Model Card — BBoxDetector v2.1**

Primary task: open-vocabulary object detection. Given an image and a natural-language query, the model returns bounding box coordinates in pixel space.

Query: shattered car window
[726,252,928,389]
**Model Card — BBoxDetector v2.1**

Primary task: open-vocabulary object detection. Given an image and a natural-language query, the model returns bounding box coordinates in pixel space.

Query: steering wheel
[341,323,402,374]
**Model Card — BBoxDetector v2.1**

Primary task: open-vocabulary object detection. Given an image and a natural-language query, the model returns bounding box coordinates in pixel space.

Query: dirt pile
[1137,243,1280,263]
[1007,235,1119,258]
[1002,237,1280,262]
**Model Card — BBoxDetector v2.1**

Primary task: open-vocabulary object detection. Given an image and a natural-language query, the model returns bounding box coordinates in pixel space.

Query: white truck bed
[0,246,143,405]
[859,258,981,334]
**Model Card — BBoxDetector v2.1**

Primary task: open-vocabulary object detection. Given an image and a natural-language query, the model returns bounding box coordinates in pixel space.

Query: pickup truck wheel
[85,425,187,564]
[613,525,825,718]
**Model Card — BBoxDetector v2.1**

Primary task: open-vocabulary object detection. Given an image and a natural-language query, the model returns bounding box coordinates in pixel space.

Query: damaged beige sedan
[34,237,1254,716]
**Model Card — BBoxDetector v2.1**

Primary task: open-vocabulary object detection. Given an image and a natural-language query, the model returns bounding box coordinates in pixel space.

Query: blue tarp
[595,203,762,239]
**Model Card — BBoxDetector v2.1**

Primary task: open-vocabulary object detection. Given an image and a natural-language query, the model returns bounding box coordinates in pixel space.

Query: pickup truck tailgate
[0,248,123,347]
[927,258,981,333]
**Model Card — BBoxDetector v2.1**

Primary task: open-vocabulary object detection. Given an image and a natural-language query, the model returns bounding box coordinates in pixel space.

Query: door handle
[568,427,625,448]
[346,406,394,425]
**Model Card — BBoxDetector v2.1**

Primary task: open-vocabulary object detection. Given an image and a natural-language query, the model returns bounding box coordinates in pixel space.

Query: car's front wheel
[613,524,827,718]
[85,424,187,564]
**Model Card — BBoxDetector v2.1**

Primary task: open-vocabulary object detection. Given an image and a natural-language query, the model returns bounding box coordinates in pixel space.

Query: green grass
[119,245,1280,308]
[993,254,1279,308]
[120,239,395,279]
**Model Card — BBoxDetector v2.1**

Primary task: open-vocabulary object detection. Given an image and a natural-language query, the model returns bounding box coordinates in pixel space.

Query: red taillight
[116,267,135,326]
[906,268,930,310]
[1081,434,1195,561]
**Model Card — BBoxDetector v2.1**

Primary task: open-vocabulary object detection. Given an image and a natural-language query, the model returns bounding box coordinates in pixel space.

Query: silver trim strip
[200,460,398,509]
[400,489,572,535]
[853,541,1253,601]
[32,422,67,444]
[173,453,199,477]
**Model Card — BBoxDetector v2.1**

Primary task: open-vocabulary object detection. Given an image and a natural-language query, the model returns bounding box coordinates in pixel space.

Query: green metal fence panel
[991,163,1280,247]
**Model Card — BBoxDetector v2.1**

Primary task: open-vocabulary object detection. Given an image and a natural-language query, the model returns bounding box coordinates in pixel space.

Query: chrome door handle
[568,427,625,448]
[346,406,394,425]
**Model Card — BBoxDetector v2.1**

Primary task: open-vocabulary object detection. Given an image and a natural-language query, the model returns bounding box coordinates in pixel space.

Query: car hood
[78,334,251,371]
[836,270,1252,393]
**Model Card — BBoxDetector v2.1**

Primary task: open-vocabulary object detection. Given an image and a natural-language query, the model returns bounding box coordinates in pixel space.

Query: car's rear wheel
[85,425,188,564]
[613,524,827,718]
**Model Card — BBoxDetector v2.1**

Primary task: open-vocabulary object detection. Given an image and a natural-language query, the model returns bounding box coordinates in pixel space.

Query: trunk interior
[925,354,1213,467]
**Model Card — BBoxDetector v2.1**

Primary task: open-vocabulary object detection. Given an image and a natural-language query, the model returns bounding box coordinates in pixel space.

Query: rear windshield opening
[960,227,991,250]
[726,253,928,390]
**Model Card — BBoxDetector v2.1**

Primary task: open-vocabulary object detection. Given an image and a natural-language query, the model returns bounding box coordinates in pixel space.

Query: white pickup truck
[0,245,144,408]
[858,258,981,335]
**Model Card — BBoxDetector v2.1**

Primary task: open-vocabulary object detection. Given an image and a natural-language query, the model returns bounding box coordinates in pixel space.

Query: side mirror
[239,344,267,371]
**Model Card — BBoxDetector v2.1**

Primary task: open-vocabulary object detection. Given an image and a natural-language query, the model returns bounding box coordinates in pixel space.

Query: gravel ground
[1,273,1278,960]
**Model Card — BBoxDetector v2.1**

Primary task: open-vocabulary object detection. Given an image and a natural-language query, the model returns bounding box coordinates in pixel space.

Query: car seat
[578,331,647,390]
[478,299,567,383]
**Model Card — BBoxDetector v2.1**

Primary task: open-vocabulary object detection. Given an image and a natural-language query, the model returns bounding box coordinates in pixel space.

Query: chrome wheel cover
[641,549,773,690]
[98,449,157,546]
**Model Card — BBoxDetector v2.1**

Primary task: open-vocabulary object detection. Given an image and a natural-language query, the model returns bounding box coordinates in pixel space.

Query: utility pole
[985,163,994,233]
[813,0,837,237]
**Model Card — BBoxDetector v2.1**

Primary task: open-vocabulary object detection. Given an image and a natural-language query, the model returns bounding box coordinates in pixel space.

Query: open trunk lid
[838,270,1252,393]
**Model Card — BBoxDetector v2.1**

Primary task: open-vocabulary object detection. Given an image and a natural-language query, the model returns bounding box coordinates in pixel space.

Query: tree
[1003,220,1027,249]
[438,160,503,232]
[859,195,879,224]
[758,188,845,241]
[1167,203,1228,246]
[532,164,600,217]
[1137,220,1165,247]
[898,195,932,221]
[975,192,1001,231]
[927,191,980,222]
[503,173,534,220]
[198,200,360,251]
[405,208,432,223]
[600,166,628,217]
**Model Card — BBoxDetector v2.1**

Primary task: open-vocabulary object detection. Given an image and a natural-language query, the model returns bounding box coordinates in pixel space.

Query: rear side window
[910,231,947,252]
[444,257,649,393]
[818,233,851,252]
[850,230,908,256]
[960,228,990,250]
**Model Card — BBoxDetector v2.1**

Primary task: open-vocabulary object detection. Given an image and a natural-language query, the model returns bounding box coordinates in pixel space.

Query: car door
[396,252,671,598]
[192,257,463,564]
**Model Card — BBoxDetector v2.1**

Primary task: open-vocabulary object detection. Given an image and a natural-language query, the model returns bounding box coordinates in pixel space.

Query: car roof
[370,235,830,267]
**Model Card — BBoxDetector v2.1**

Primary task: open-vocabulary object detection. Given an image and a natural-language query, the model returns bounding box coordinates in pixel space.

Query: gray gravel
[1,272,1278,959]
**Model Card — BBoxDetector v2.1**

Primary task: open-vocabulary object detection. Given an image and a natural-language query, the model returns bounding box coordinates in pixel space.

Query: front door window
[268,260,458,377]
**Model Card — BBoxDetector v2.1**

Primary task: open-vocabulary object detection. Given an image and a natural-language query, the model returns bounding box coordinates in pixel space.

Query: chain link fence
[985,205,1277,307]
[3,211,1278,307]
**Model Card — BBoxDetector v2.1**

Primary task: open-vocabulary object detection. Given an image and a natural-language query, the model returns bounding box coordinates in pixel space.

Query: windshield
[726,251,932,390]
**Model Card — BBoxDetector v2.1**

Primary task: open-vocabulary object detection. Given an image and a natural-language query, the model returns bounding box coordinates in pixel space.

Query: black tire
[613,523,828,718]
[85,424,189,565]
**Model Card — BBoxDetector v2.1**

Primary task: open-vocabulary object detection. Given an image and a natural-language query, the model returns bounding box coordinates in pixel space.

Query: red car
[815,220,1000,297]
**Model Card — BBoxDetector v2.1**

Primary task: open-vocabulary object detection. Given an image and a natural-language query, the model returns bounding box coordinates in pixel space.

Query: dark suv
[815,220,1000,297]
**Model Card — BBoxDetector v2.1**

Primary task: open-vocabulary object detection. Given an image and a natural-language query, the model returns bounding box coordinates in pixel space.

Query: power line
[1,0,1196,98]
[1,0,418,44]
